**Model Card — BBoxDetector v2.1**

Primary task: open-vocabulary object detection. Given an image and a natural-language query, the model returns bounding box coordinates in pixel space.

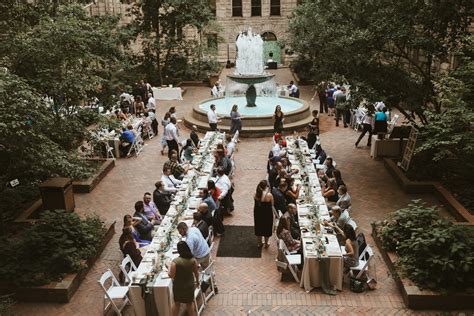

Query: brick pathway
[12,69,470,315]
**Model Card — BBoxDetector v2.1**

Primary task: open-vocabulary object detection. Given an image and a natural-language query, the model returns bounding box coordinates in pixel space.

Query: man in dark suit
[285,203,300,240]
[193,212,209,239]
[153,181,173,216]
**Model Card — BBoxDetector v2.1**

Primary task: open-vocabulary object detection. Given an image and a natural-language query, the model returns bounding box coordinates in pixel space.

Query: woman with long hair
[273,105,284,133]
[133,95,145,115]
[168,241,200,316]
[121,214,150,247]
[342,224,359,270]
[253,180,274,248]
[230,104,242,139]
[118,227,143,267]
[276,216,301,252]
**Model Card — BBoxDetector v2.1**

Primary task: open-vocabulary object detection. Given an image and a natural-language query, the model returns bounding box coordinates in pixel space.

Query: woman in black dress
[253,180,274,248]
[273,105,284,133]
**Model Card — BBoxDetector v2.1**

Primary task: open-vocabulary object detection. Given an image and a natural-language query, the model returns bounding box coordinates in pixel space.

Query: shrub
[0,210,106,286]
[378,200,474,292]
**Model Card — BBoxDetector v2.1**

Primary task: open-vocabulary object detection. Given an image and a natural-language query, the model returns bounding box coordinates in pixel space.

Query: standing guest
[177,222,211,268]
[146,92,156,110]
[160,112,171,155]
[190,125,200,148]
[133,201,154,241]
[143,192,161,224]
[311,81,328,114]
[254,180,274,248]
[273,105,284,133]
[374,107,388,139]
[148,109,158,135]
[284,179,301,205]
[193,212,209,239]
[342,224,359,270]
[164,117,180,159]
[168,241,200,316]
[207,104,218,131]
[169,106,177,118]
[301,124,317,150]
[272,137,287,158]
[285,203,301,240]
[230,104,242,136]
[119,227,142,267]
[226,134,236,158]
[355,111,374,147]
[334,86,347,127]
[288,81,299,98]
[161,166,182,193]
[139,80,148,101]
[276,216,301,252]
[133,95,145,116]
[119,90,133,113]
[326,84,336,116]
[215,167,233,215]
[153,181,173,215]
[336,185,351,210]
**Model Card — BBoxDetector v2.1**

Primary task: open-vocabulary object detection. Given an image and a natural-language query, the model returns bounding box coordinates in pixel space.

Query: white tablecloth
[152,87,183,100]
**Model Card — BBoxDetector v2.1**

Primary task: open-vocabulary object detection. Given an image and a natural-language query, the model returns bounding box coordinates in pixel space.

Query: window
[251,0,261,16]
[270,0,280,16]
[232,0,242,17]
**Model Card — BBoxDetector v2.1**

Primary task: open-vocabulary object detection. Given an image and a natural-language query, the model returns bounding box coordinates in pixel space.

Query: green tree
[289,0,472,121]
[124,0,214,85]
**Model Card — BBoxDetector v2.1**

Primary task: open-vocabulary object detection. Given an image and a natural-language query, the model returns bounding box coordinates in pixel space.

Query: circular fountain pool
[199,96,304,116]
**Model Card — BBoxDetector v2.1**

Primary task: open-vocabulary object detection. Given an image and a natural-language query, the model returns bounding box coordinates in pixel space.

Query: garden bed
[371,223,474,309]
[383,158,474,223]
[72,158,115,193]
[0,221,115,303]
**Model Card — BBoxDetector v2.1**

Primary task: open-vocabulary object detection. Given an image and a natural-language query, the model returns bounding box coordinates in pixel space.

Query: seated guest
[272,137,287,158]
[190,125,200,148]
[273,133,287,147]
[193,212,209,239]
[285,203,300,240]
[180,139,196,162]
[118,227,142,267]
[177,222,211,268]
[207,180,221,205]
[143,192,161,224]
[314,144,327,164]
[342,224,359,270]
[276,216,301,252]
[200,188,217,212]
[301,124,317,149]
[153,181,173,215]
[122,214,150,247]
[161,166,182,193]
[323,178,339,203]
[324,156,335,179]
[213,149,232,176]
[336,185,351,210]
[215,167,232,205]
[268,159,282,189]
[226,134,236,158]
[197,202,213,227]
[272,181,288,214]
[332,169,345,189]
[164,151,188,180]
[119,127,135,157]
[115,110,127,121]
[132,201,154,241]
[284,177,300,205]
[323,206,350,231]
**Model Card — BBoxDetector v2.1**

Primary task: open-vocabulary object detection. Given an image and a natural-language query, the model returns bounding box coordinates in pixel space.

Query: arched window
[270,0,280,16]
[261,32,277,41]
[251,0,261,16]
[232,0,242,17]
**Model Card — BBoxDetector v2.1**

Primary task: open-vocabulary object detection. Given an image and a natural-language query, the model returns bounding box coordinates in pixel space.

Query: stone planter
[371,223,474,309]
[72,158,115,193]
[0,221,115,303]
[383,158,474,223]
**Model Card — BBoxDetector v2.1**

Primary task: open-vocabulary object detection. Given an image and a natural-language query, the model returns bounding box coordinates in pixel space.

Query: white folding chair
[349,245,374,279]
[146,125,155,139]
[119,255,137,286]
[127,127,144,157]
[104,141,115,160]
[387,114,400,135]
[194,273,205,316]
[278,239,301,283]
[206,226,214,246]
[201,260,216,304]
[98,269,130,315]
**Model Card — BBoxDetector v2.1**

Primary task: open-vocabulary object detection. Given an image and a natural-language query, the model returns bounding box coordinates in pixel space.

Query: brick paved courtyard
[12,69,471,316]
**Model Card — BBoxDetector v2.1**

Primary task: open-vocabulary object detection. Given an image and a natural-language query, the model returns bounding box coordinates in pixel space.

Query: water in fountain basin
[200,96,303,116]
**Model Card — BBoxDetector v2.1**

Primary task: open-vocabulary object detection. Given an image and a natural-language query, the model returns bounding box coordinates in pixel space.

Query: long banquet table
[128,131,224,315]
[285,137,344,292]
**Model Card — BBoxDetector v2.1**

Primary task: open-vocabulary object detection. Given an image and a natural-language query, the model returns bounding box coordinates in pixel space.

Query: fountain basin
[227,73,275,85]
[184,96,313,137]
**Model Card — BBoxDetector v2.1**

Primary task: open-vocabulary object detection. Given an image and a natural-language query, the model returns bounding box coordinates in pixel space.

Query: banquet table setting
[285,136,344,293]
[128,131,226,315]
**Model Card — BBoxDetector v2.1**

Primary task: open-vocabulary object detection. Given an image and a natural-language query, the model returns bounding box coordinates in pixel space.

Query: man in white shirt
[355,112,374,147]
[288,81,299,98]
[177,222,210,268]
[211,84,219,97]
[272,137,286,158]
[207,104,218,131]
[146,93,156,110]
[164,117,180,159]
[161,166,182,193]
[215,167,231,201]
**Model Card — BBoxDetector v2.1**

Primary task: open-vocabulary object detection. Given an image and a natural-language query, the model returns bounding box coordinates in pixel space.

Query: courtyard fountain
[184,28,312,136]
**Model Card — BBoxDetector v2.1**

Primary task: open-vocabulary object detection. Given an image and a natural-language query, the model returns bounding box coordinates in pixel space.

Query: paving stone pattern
[12,69,471,315]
